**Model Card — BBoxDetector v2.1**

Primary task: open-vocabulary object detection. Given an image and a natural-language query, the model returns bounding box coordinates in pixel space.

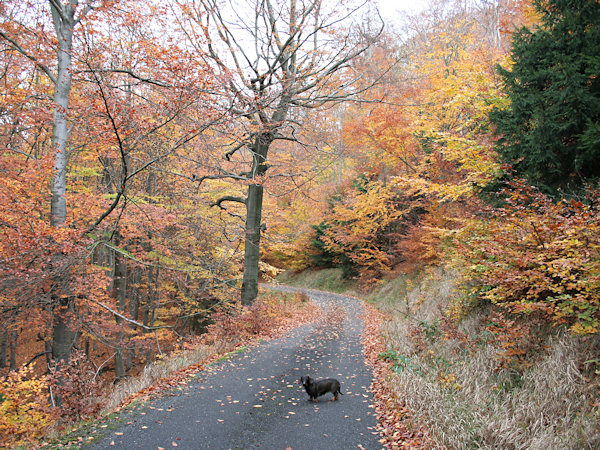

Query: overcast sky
[375,0,430,26]
[376,0,429,14]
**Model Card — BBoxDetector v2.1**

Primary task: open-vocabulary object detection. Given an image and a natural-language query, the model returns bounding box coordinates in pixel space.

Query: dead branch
[211,196,247,210]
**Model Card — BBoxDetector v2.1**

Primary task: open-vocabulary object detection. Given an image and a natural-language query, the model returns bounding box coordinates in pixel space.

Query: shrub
[49,351,104,422]
[202,291,311,344]
[0,365,55,447]
[454,181,600,334]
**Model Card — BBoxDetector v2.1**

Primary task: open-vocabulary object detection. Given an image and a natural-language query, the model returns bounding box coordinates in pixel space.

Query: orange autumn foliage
[453,182,600,335]
[0,0,236,400]
[201,291,317,345]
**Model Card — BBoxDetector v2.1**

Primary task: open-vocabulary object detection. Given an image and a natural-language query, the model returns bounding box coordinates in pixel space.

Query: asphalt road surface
[90,287,382,449]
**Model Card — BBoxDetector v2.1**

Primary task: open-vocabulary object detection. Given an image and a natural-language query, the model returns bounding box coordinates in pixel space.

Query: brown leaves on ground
[361,303,431,449]
[202,291,321,344]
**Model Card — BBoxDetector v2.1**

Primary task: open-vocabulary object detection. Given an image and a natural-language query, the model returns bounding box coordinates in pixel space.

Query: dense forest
[1,0,599,447]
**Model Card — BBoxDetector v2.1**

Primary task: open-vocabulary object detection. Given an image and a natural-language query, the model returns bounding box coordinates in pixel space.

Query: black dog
[300,375,343,402]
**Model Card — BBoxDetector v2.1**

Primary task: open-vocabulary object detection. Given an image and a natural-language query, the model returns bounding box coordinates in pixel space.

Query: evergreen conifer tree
[491,0,600,193]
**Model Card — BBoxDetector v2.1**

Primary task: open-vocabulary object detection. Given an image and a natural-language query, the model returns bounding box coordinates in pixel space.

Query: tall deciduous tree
[0,0,98,365]
[0,0,227,380]
[185,0,383,304]
[491,0,600,193]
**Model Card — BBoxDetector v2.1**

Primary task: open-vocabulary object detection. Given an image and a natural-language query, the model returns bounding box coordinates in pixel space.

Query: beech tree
[185,0,383,304]
[0,0,100,365]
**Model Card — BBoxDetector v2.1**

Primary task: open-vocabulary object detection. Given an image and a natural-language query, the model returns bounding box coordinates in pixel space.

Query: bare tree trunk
[144,265,159,364]
[49,1,75,227]
[126,266,141,371]
[49,0,79,368]
[0,335,5,370]
[51,301,77,363]
[9,330,18,372]
[112,240,128,381]
[241,183,264,305]
[0,331,7,370]
[240,131,271,305]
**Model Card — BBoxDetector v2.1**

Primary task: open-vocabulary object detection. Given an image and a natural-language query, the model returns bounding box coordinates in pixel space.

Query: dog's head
[300,375,313,387]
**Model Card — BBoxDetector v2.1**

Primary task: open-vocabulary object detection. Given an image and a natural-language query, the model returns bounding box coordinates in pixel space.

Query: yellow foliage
[259,261,284,281]
[321,180,404,277]
[0,365,54,448]
[263,191,326,271]
[400,20,507,202]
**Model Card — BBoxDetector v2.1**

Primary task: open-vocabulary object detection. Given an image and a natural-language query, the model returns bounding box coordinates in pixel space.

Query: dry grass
[372,267,600,449]
[104,343,219,411]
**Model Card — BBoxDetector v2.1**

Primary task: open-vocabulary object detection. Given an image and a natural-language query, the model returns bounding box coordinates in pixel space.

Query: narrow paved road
[90,287,382,449]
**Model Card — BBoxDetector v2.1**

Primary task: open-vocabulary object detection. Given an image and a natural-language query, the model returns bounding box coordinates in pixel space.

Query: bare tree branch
[193,170,251,185]
[92,299,172,331]
[225,142,246,161]
[211,196,247,209]
[0,30,57,84]
[77,68,171,88]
